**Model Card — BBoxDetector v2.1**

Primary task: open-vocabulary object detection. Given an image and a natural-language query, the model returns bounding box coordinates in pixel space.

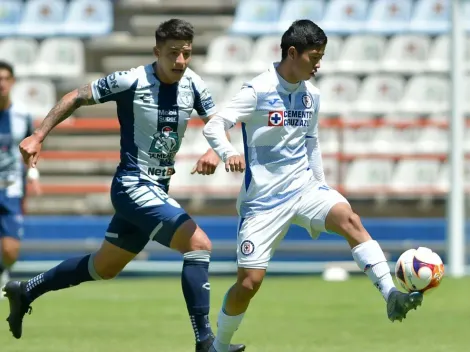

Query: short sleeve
[191,75,217,117]
[91,70,138,104]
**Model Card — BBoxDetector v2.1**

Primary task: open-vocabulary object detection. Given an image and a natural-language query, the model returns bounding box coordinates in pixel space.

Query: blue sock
[25,254,100,303]
[181,250,212,343]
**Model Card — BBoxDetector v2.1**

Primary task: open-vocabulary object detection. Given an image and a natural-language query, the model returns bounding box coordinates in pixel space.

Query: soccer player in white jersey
[0,62,42,293]
[3,19,245,352]
[203,20,424,352]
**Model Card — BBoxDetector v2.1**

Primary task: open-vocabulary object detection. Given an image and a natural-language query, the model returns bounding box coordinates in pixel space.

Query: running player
[202,20,424,352]
[3,19,245,352]
[0,61,41,292]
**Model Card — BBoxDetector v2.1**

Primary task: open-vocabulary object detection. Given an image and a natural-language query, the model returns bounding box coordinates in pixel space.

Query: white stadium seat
[34,38,85,78]
[322,157,339,188]
[201,76,226,109]
[366,0,413,35]
[353,74,405,114]
[413,127,448,154]
[336,35,386,74]
[11,79,56,119]
[343,159,395,192]
[398,75,449,114]
[247,36,282,74]
[316,75,360,115]
[426,35,449,73]
[408,0,449,35]
[0,38,38,77]
[278,0,325,33]
[203,36,253,76]
[320,0,368,34]
[391,160,441,192]
[381,35,431,74]
[318,36,342,74]
[222,75,253,108]
[17,0,66,37]
[342,127,377,155]
[318,127,339,154]
[63,0,113,37]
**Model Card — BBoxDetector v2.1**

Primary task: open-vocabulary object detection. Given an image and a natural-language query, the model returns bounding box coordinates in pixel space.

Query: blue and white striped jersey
[0,104,33,198]
[204,63,325,217]
[91,63,216,189]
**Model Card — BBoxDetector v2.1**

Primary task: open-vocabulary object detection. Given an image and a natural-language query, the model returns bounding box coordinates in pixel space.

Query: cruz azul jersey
[91,63,216,189]
[218,64,321,217]
[0,104,33,198]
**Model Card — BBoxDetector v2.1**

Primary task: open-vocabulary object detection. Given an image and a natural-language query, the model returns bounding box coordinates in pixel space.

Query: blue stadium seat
[230,0,282,36]
[63,0,113,37]
[17,0,66,37]
[278,0,325,33]
[320,0,369,35]
[0,0,22,37]
[408,0,449,34]
[366,0,413,34]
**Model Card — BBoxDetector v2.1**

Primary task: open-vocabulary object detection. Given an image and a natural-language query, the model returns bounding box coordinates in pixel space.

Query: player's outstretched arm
[19,84,95,167]
[203,85,257,173]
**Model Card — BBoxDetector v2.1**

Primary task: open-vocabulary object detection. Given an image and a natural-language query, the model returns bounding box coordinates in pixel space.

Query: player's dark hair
[281,20,327,60]
[155,19,194,45]
[0,61,14,77]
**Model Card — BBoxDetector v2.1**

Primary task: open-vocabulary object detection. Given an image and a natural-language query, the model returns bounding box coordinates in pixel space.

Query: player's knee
[189,233,212,252]
[93,264,120,280]
[235,271,264,300]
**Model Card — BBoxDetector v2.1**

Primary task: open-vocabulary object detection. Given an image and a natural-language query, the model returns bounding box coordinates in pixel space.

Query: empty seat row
[231,0,457,36]
[0,0,112,37]
[0,38,84,78]
[203,34,470,76]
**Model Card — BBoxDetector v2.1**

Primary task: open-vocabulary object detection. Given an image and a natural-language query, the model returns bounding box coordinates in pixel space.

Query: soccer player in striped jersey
[3,19,245,352]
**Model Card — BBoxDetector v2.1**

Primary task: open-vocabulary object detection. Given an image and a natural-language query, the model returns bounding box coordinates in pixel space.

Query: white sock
[213,309,245,352]
[351,240,397,301]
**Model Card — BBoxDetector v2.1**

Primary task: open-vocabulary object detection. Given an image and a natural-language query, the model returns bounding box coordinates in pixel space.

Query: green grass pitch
[0,276,467,352]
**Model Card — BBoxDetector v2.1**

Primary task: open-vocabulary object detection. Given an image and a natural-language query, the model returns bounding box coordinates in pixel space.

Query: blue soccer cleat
[387,290,423,322]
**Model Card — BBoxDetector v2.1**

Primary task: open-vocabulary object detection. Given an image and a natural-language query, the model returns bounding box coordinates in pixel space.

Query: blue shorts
[0,191,23,240]
[105,176,191,253]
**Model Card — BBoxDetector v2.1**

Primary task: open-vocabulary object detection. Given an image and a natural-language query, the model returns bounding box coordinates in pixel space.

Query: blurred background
[0,0,469,277]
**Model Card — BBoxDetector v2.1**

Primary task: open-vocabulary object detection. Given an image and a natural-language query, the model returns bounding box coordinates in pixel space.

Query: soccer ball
[395,247,445,294]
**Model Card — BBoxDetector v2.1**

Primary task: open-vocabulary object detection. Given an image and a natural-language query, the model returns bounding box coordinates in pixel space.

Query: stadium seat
[426,35,449,73]
[34,38,85,78]
[391,160,441,193]
[63,0,113,37]
[408,0,449,35]
[0,0,23,37]
[437,160,470,192]
[247,36,282,74]
[381,35,431,74]
[318,127,339,154]
[17,0,66,37]
[370,126,421,154]
[222,75,253,108]
[11,79,56,119]
[342,127,377,155]
[335,35,386,74]
[322,157,339,188]
[318,36,342,74]
[343,159,394,192]
[316,75,360,116]
[0,38,39,77]
[366,0,413,34]
[230,0,282,36]
[414,127,448,154]
[382,112,422,122]
[353,74,405,114]
[201,76,226,109]
[278,0,325,33]
[398,75,449,114]
[202,36,253,76]
[320,0,368,35]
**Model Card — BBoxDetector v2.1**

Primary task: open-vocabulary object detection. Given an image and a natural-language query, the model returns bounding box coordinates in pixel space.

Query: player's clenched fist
[191,149,220,175]
[19,134,42,168]
[225,155,245,173]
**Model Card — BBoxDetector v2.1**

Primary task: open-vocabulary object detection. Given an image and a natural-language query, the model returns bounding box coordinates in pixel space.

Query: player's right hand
[225,155,245,173]
[19,135,43,168]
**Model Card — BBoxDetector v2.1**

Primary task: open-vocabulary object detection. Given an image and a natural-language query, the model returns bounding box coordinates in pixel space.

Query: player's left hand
[191,149,220,175]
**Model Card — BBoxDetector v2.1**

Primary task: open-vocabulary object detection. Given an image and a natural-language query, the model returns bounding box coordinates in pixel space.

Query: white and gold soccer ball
[395,247,445,294]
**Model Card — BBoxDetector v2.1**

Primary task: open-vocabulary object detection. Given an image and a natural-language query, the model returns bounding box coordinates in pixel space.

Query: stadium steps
[129,15,233,36]
[117,0,237,13]
[43,135,120,150]
[27,193,112,215]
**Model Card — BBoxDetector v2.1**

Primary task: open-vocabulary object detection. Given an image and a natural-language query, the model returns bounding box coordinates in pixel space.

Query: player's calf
[325,203,423,320]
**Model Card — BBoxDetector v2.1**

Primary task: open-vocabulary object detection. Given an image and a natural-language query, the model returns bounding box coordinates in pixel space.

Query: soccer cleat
[387,290,423,322]
[2,281,32,339]
[196,334,246,352]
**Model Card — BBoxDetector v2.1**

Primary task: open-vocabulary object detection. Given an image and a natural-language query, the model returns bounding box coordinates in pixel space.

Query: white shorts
[237,182,349,269]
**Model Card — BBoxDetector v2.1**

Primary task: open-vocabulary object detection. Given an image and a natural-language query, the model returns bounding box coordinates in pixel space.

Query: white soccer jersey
[204,63,325,217]
[90,63,216,189]
[0,104,33,197]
